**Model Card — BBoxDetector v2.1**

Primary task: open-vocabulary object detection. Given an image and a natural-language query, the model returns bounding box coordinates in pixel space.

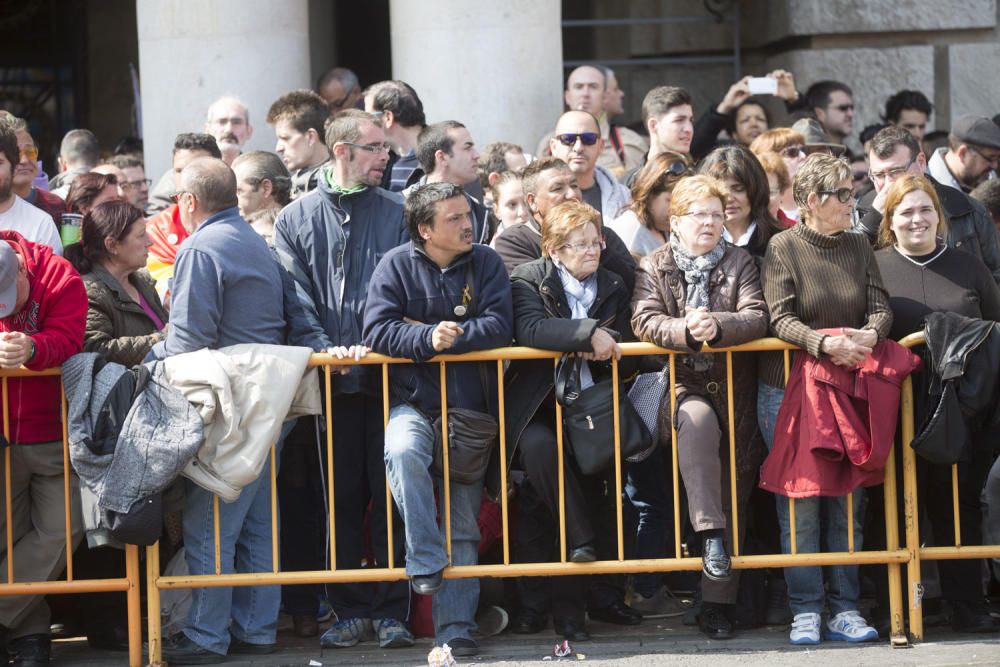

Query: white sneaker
[825,610,879,642]
[789,612,821,645]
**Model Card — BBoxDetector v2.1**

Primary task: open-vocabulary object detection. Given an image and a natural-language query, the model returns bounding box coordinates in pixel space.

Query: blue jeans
[384,404,481,645]
[182,441,284,655]
[757,381,866,616]
[625,448,671,598]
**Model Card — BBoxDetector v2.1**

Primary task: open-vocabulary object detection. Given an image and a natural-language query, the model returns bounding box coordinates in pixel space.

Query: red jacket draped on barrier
[759,332,921,498]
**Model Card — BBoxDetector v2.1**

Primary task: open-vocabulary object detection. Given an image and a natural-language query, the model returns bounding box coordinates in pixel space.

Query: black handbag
[428,261,499,484]
[554,355,651,475]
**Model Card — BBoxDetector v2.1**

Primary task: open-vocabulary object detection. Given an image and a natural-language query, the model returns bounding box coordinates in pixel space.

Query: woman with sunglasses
[631,175,768,640]
[759,153,891,645]
[750,128,808,222]
[700,145,783,266]
[608,151,690,260]
[506,200,640,642]
[65,172,121,216]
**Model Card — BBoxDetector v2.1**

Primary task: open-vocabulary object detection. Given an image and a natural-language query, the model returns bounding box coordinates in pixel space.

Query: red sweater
[759,332,921,498]
[0,231,86,443]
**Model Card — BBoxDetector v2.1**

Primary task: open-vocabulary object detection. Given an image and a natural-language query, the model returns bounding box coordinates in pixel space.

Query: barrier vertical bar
[325,366,336,570]
[725,351,738,556]
[213,496,221,575]
[125,543,142,667]
[496,359,510,565]
[3,376,13,582]
[611,357,624,561]
[61,386,73,580]
[270,444,278,573]
[668,354,681,558]
[383,363,395,569]
[555,358,567,562]
[951,465,961,546]
[847,492,855,553]
[439,362,452,560]
[882,444,906,645]
[900,374,923,640]
[146,543,163,666]
[789,498,797,555]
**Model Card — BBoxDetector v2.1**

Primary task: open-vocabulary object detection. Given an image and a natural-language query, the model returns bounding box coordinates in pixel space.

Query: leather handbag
[555,355,651,475]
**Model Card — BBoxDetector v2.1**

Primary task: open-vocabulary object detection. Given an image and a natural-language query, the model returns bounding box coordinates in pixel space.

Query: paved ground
[54,615,1000,666]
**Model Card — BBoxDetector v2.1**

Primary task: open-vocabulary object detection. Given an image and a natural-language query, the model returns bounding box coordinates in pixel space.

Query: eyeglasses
[869,159,914,184]
[18,146,38,162]
[120,178,152,191]
[968,144,1000,166]
[831,104,854,113]
[818,187,854,203]
[337,141,390,154]
[555,132,600,147]
[561,239,605,254]
[682,211,725,224]
[781,145,806,159]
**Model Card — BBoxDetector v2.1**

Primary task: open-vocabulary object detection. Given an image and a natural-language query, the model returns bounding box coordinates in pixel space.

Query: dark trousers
[278,394,408,620]
[515,421,622,624]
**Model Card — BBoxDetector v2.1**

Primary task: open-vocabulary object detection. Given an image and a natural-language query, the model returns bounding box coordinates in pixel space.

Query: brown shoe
[293,614,319,638]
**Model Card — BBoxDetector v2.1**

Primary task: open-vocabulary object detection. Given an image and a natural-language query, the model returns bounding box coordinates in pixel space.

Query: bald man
[548,110,631,220]
[536,65,647,180]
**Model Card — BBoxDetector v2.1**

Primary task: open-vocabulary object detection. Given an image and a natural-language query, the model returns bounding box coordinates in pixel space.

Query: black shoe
[229,634,277,654]
[951,600,999,633]
[554,618,591,642]
[511,608,547,634]
[411,569,444,595]
[446,637,479,657]
[161,632,225,665]
[569,542,597,563]
[292,613,319,638]
[86,623,130,651]
[702,536,731,582]
[8,634,50,667]
[589,601,642,626]
[698,602,733,640]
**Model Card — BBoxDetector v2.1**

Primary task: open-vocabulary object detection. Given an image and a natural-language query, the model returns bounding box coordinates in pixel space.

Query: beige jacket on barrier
[162,344,322,501]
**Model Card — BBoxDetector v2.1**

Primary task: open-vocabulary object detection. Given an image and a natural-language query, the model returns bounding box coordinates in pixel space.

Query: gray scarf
[670,235,725,310]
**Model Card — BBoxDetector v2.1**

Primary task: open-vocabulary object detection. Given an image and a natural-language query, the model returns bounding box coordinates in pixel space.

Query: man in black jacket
[853,126,1000,284]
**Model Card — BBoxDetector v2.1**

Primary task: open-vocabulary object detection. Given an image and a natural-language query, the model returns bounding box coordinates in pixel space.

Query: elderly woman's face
[890,189,939,255]
[671,196,724,256]
[809,177,854,233]
[550,222,602,281]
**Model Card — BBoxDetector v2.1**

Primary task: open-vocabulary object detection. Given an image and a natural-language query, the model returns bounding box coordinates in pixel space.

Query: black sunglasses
[818,187,854,203]
[664,161,688,177]
[555,132,600,147]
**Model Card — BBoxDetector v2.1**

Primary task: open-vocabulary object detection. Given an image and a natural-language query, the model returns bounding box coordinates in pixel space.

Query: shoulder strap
[609,126,625,164]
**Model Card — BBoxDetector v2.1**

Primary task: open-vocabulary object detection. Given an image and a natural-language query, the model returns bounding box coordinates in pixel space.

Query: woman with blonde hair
[750,128,808,221]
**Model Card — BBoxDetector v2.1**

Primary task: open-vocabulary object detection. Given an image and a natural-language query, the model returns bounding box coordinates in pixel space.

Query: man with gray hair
[316,66,362,114]
[273,108,413,650]
[204,95,254,165]
[49,128,100,198]
[155,157,286,664]
[232,151,291,217]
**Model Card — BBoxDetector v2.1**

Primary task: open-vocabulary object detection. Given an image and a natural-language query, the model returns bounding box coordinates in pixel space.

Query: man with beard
[928,114,1000,194]
[0,121,62,254]
[0,112,68,230]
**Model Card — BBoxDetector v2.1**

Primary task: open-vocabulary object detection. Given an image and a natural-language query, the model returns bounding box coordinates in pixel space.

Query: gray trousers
[0,442,83,638]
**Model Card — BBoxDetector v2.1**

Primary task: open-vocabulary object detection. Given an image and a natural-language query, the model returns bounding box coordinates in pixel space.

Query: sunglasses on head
[664,161,688,176]
[555,132,600,147]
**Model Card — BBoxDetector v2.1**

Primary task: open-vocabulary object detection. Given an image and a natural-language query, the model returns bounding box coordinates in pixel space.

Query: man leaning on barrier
[0,231,87,666]
[362,182,514,658]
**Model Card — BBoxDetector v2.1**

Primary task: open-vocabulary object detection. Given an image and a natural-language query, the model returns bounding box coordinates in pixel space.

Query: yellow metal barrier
[144,337,922,664]
[0,367,142,667]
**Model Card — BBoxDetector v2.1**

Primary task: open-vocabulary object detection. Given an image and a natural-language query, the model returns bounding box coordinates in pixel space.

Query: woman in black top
[875,174,1000,632]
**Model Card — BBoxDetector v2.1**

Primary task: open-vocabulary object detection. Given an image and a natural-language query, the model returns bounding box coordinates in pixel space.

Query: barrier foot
[890,632,910,648]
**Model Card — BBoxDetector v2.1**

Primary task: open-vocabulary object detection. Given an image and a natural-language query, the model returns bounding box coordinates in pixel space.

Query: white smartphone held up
[747,77,778,96]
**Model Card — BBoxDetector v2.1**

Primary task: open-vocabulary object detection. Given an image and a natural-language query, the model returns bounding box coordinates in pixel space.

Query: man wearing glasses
[0,121,63,255]
[273,109,413,651]
[806,80,855,148]
[0,112,68,231]
[106,155,151,213]
[265,90,332,200]
[856,125,1000,284]
[549,110,631,223]
[928,114,1000,194]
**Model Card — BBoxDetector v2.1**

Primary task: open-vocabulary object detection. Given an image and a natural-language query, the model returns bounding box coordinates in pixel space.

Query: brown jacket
[631,243,767,475]
[83,266,168,367]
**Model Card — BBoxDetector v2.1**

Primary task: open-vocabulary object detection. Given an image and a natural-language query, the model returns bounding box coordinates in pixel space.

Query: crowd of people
[0,60,999,666]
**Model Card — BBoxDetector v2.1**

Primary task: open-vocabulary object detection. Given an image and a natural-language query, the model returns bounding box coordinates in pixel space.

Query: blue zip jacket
[274,176,408,394]
[363,242,513,417]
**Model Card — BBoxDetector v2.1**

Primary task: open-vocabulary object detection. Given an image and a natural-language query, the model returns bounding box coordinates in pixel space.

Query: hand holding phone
[747,77,778,96]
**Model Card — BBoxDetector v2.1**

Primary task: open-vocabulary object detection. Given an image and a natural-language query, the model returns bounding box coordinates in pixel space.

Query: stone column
[135,0,311,179]
[389,0,563,156]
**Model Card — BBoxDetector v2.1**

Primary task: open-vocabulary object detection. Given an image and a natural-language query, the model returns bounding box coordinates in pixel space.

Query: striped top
[760,221,893,387]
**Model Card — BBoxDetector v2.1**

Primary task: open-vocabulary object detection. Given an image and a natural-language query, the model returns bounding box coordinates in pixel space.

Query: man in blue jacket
[363,182,513,657]
[273,109,413,649]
